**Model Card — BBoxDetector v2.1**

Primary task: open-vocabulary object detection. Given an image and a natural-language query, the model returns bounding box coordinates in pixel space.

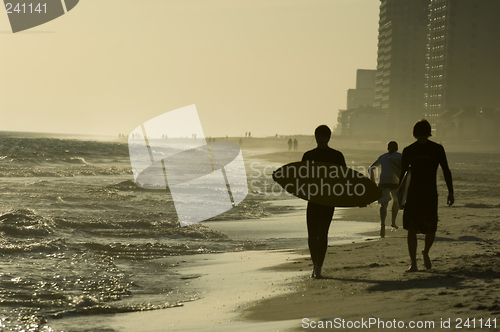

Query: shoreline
[242,201,500,331]
[47,199,384,332]
[48,146,500,331]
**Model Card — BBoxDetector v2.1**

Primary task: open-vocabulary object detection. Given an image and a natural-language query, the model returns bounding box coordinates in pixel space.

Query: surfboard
[272,161,382,207]
[396,169,411,209]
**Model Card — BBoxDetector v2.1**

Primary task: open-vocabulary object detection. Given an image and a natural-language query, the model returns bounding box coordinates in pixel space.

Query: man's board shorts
[378,183,399,204]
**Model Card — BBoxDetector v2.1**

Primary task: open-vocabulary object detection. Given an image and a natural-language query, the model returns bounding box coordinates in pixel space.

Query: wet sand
[49,138,500,331]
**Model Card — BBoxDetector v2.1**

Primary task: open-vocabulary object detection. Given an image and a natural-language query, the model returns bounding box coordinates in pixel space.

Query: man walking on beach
[370,141,402,237]
[302,125,346,278]
[400,120,454,272]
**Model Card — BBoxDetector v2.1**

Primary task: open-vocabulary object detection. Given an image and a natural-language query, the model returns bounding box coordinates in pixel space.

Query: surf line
[273,161,363,180]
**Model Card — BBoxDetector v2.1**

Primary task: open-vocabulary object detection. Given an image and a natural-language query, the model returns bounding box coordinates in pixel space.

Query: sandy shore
[49,142,500,331]
[243,203,500,331]
[48,199,382,332]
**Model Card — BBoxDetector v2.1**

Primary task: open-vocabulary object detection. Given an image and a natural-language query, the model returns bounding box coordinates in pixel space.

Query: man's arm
[439,146,454,206]
[369,157,380,183]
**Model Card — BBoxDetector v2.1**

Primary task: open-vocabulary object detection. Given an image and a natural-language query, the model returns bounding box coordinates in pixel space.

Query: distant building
[374,0,431,137]
[426,0,500,128]
[435,107,500,140]
[337,106,387,137]
[347,69,377,110]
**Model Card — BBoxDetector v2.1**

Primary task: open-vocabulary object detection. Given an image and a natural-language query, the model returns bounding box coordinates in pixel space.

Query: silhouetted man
[400,120,454,272]
[302,125,346,278]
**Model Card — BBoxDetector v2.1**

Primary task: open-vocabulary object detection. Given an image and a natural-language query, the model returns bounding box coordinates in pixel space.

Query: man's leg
[315,215,333,278]
[307,205,334,278]
[380,202,388,237]
[422,232,435,269]
[391,199,399,228]
[391,191,399,228]
[306,206,320,277]
[407,229,418,272]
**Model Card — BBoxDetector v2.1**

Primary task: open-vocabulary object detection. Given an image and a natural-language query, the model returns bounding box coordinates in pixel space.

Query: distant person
[288,138,293,151]
[370,141,402,237]
[301,125,346,278]
[248,132,251,137]
[400,119,454,272]
[245,132,248,138]
[293,139,298,151]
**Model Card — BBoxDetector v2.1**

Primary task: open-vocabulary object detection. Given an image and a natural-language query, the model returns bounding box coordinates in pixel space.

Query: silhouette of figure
[245,132,248,138]
[370,141,402,237]
[288,138,293,151]
[293,139,298,151]
[301,125,346,278]
[400,119,454,272]
[248,132,251,137]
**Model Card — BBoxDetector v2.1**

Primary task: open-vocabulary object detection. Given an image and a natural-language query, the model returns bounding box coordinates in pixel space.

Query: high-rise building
[347,69,376,110]
[426,0,500,117]
[374,0,431,136]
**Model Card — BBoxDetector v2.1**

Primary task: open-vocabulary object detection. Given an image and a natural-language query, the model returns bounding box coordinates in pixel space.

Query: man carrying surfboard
[301,125,346,278]
[400,120,454,272]
[369,141,402,237]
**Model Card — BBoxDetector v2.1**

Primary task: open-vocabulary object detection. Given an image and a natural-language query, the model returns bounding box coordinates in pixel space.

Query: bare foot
[422,250,432,269]
[313,266,323,279]
[405,265,418,273]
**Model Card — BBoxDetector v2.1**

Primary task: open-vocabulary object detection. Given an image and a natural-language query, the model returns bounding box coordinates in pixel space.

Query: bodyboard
[273,161,382,207]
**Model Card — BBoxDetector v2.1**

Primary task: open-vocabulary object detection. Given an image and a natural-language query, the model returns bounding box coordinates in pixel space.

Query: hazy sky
[0,0,379,137]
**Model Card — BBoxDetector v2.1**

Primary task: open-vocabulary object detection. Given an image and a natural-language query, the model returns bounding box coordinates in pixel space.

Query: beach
[123,139,500,331]
[49,197,500,331]
[1,133,499,331]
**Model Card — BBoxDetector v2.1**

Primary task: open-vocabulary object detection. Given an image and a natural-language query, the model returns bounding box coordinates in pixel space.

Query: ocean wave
[0,135,130,166]
[0,209,54,237]
[107,179,159,191]
[62,157,88,165]
[0,165,132,177]
[50,301,185,319]
[0,238,67,254]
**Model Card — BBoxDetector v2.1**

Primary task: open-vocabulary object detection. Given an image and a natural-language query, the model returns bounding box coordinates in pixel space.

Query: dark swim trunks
[401,140,447,234]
